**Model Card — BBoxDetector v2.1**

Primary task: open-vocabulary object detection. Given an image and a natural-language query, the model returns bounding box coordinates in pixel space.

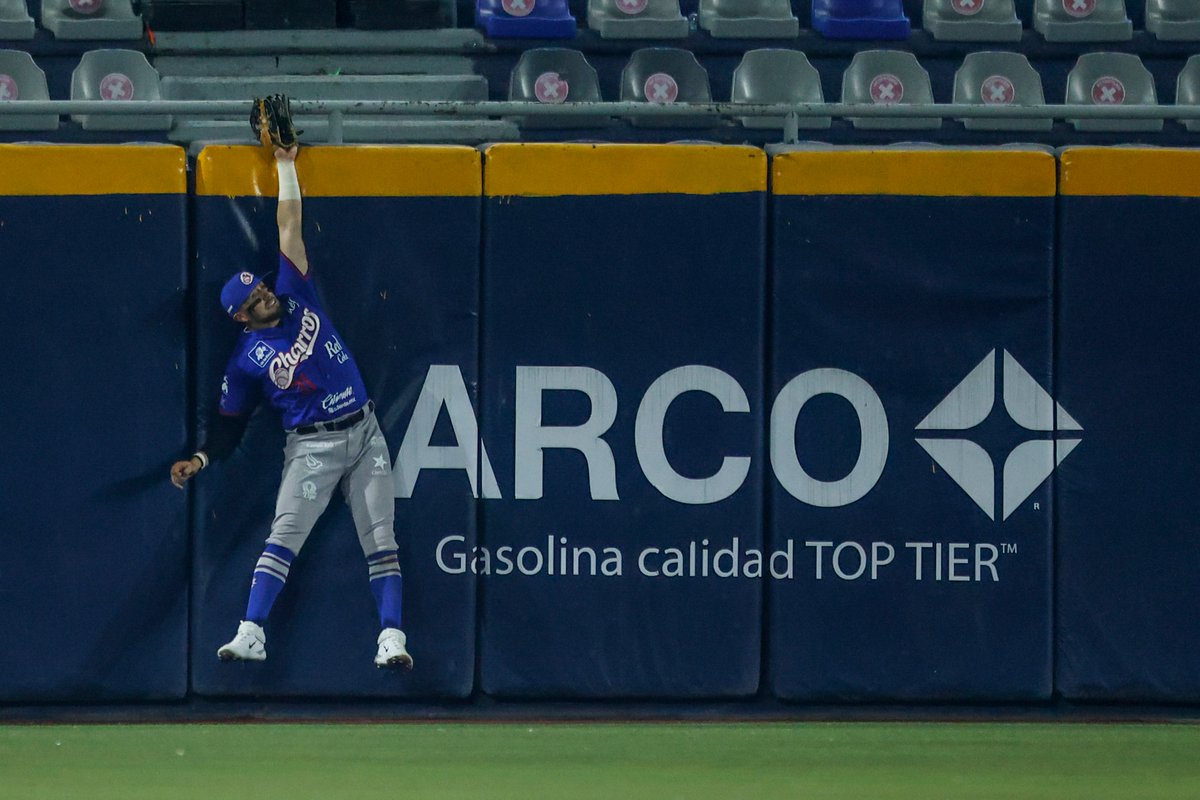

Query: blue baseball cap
[220,271,261,317]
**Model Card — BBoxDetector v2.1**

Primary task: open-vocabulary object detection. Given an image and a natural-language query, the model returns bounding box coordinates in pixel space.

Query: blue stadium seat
[812,0,911,39]
[0,50,57,130]
[476,0,576,37]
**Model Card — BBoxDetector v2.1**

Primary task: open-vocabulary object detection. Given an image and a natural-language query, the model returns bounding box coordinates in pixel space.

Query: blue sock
[245,543,294,625]
[367,549,403,630]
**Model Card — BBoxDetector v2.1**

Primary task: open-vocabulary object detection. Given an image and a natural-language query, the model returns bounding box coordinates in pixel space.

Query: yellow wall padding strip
[0,144,186,195]
[196,145,482,197]
[484,143,767,197]
[1060,148,1200,197]
[772,149,1057,197]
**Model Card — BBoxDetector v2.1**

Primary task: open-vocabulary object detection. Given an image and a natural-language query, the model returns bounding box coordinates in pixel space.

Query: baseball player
[169,142,412,670]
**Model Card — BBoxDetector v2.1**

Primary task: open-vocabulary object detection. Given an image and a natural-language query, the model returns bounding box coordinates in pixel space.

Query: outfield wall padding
[189,146,480,698]
[478,144,767,698]
[1056,148,1200,702]
[0,145,189,701]
[768,147,1059,701]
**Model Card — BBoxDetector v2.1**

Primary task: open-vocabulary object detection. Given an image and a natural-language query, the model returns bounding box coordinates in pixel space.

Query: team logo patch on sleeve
[248,341,277,369]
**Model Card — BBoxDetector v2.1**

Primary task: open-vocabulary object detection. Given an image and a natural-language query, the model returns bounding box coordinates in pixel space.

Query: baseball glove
[250,94,301,149]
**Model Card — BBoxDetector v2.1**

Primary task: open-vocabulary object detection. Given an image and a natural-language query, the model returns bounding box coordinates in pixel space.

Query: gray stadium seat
[922,0,1021,41]
[42,0,144,40]
[0,50,57,131]
[508,48,607,129]
[698,0,799,38]
[1146,0,1200,40]
[953,52,1051,131]
[70,49,171,131]
[732,49,829,129]
[621,48,715,128]
[0,0,35,39]
[1033,0,1131,41]
[1065,52,1161,131]
[842,50,940,130]
[587,0,688,39]
[1174,54,1200,131]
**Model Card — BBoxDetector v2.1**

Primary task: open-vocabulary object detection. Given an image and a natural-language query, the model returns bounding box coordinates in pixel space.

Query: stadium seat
[476,0,576,38]
[1065,52,1161,131]
[588,0,688,39]
[812,0,911,39]
[698,0,800,38]
[41,0,143,40]
[508,48,606,128]
[731,49,830,129]
[1146,0,1200,40]
[620,48,715,127]
[0,50,57,131]
[922,0,1021,40]
[1033,0,1131,41]
[953,52,1051,131]
[842,50,939,129]
[140,0,244,31]
[70,49,171,131]
[0,0,35,39]
[346,0,457,27]
[1177,55,1200,130]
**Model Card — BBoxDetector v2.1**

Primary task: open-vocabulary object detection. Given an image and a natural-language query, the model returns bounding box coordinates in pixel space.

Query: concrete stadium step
[151,29,487,55]
[161,74,488,102]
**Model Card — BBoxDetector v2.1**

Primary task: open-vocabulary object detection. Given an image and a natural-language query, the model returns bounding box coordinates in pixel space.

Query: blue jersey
[219,254,369,430]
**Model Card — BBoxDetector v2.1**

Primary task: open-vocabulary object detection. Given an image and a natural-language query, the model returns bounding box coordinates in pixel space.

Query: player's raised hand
[170,458,201,489]
[275,144,299,162]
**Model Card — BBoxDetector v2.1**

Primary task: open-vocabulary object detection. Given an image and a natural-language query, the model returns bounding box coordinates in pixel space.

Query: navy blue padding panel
[0,194,188,701]
[480,192,765,699]
[770,194,1055,701]
[1057,195,1200,701]
[190,194,478,698]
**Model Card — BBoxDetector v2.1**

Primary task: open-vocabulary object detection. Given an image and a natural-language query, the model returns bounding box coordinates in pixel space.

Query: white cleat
[375,628,413,670]
[217,620,266,662]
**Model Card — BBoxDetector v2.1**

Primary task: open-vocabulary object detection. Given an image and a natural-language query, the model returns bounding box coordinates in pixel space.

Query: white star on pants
[373,455,389,470]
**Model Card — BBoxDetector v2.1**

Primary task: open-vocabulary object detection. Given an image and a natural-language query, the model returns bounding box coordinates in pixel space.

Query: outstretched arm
[275,145,309,275]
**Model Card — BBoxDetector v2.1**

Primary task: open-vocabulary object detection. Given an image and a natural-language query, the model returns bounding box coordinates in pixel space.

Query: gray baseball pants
[267,409,397,557]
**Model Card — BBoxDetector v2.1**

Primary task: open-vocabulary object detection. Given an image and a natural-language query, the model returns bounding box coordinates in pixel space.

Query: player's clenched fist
[170,457,203,489]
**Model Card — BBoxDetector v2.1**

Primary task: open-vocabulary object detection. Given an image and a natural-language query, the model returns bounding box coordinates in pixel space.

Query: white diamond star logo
[914,349,1082,521]
[373,455,389,470]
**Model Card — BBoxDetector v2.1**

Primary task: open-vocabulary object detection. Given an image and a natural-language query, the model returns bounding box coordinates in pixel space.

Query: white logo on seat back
[981,75,1016,105]
[870,74,904,104]
[1091,76,1125,104]
[99,73,133,101]
[644,73,679,104]
[534,72,569,103]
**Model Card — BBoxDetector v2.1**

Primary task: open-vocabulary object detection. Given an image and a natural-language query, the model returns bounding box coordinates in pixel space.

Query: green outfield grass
[2,721,1198,799]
